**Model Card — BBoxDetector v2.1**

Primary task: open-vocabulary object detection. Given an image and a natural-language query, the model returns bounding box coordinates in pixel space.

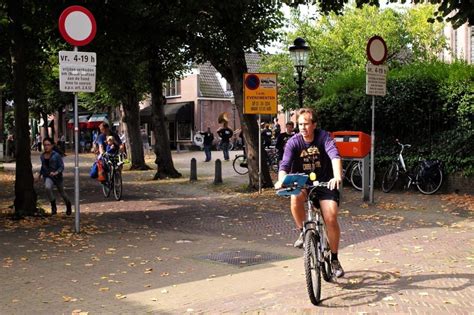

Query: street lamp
[289,37,310,108]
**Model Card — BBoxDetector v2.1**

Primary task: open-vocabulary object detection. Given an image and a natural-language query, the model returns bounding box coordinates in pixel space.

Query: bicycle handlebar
[275,173,329,196]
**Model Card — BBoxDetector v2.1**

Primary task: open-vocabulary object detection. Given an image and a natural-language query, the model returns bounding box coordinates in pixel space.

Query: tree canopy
[261,4,447,110]
[283,0,474,28]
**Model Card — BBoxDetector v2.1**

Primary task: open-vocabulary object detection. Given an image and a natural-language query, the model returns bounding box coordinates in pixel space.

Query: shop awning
[139,102,193,123]
[164,102,193,121]
[67,115,90,129]
[87,113,109,129]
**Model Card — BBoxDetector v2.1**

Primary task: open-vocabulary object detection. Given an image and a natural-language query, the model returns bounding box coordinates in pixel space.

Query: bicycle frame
[394,142,419,188]
[304,191,331,271]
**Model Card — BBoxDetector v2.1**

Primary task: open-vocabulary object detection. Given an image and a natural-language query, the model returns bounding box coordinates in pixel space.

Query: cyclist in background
[274,108,344,278]
[97,122,122,155]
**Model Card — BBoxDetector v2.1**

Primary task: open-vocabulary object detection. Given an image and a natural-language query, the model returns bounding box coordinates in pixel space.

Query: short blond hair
[106,136,115,143]
[297,108,317,123]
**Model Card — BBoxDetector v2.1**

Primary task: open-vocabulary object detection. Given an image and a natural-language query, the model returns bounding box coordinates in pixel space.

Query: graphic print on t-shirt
[300,145,321,172]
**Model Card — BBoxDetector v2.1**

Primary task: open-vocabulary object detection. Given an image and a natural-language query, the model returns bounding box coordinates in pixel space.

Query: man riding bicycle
[274,108,344,278]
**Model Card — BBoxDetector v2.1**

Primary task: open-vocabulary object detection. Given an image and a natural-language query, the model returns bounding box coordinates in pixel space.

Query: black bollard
[190,158,197,181]
[214,159,223,184]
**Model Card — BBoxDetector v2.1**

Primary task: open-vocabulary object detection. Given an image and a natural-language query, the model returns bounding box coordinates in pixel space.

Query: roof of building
[198,52,262,98]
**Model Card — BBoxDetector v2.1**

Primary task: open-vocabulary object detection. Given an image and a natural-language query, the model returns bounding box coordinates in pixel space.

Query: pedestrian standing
[217,123,233,161]
[201,127,214,162]
[119,131,127,157]
[38,137,72,215]
[261,123,273,148]
[36,134,42,152]
[141,129,150,156]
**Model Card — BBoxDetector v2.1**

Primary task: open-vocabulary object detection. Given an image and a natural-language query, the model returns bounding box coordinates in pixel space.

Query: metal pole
[369,95,375,204]
[297,67,304,108]
[258,114,262,194]
[73,46,81,233]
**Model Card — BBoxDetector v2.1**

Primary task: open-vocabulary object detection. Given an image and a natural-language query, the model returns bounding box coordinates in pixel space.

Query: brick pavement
[0,151,473,314]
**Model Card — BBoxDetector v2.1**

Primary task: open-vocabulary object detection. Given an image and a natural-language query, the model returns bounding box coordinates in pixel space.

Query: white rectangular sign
[59,51,97,66]
[366,64,388,96]
[60,64,96,93]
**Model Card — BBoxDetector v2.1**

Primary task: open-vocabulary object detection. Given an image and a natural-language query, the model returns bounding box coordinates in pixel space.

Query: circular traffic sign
[59,6,96,46]
[366,35,387,65]
[245,74,260,90]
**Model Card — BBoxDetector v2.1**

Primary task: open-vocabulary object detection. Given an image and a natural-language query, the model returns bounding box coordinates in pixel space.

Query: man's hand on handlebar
[274,179,284,190]
[328,177,342,190]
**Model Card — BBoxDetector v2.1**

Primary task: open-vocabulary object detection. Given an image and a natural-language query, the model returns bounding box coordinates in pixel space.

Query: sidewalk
[1,150,473,314]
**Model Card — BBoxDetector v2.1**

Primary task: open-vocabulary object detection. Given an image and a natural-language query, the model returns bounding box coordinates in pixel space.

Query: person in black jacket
[275,121,295,160]
[201,127,214,162]
[217,123,233,161]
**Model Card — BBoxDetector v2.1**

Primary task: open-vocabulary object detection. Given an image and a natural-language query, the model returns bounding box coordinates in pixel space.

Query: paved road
[1,151,473,314]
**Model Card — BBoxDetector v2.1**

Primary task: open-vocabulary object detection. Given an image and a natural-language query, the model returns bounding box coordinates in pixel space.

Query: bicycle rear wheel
[102,172,112,198]
[113,171,123,200]
[416,166,443,195]
[304,230,322,305]
[232,155,248,175]
[382,162,399,193]
[350,161,363,191]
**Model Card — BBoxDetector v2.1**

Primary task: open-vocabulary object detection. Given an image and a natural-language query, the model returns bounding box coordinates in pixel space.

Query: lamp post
[289,37,310,108]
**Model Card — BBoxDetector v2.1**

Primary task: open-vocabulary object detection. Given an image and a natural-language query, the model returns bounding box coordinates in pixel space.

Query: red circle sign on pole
[59,6,96,46]
[366,35,387,65]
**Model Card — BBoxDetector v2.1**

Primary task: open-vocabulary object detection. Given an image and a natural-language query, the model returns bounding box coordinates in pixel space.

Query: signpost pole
[258,114,262,194]
[370,95,375,204]
[73,49,81,233]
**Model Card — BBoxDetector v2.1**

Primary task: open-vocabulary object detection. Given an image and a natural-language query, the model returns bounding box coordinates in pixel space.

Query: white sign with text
[59,64,96,92]
[366,63,388,96]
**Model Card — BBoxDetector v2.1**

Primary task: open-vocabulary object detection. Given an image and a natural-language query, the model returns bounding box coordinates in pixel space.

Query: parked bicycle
[232,147,279,175]
[276,173,336,305]
[342,160,363,191]
[101,153,123,200]
[382,139,443,194]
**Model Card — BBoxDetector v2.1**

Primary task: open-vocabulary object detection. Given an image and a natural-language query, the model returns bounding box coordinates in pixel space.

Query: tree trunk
[217,52,273,190]
[8,0,38,217]
[148,60,181,179]
[121,93,150,170]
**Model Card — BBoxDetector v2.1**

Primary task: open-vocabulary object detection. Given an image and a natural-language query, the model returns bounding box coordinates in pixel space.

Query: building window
[177,122,191,140]
[164,79,181,97]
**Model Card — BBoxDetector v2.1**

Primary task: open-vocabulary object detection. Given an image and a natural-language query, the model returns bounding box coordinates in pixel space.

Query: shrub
[314,61,474,176]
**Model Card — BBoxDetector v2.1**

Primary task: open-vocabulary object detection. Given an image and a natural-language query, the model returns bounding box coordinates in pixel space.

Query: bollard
[214,159,222,184]
[190,158,197,181]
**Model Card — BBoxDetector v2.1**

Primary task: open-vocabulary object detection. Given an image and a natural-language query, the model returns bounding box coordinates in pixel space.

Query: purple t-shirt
[279,129,340,181]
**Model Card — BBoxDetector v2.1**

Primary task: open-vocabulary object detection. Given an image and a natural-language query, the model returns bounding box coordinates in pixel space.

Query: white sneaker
[293,232,304,248]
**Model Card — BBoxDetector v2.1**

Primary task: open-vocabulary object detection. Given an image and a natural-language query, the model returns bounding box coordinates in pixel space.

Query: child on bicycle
[274,108,344,278]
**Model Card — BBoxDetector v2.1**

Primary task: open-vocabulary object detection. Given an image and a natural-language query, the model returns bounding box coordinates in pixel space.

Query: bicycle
[276,173,336,305]
[101,153,123,200]
[382,139,443,195]
[342,160,363,191]
[232,147,279,175]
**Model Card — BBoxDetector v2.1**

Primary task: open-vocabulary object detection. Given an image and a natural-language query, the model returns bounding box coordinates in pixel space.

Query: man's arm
[329,158,342,190]
[274,170,288,189]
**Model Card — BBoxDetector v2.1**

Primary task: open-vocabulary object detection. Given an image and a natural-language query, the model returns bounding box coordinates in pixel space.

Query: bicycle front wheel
[416,166,443,195]
[102,172,112,198]
[350,161,363,191]
[382,162,399,193]
[113,171,123,200]
[232,155,248,175]
[304,230,322,305]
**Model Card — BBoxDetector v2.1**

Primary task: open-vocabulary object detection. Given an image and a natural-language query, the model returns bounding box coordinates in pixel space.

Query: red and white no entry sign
[59,6,96,46]
[366,35,387,65]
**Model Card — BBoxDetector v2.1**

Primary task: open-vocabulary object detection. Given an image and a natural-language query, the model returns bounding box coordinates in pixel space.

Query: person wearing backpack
[38,137,72,215]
